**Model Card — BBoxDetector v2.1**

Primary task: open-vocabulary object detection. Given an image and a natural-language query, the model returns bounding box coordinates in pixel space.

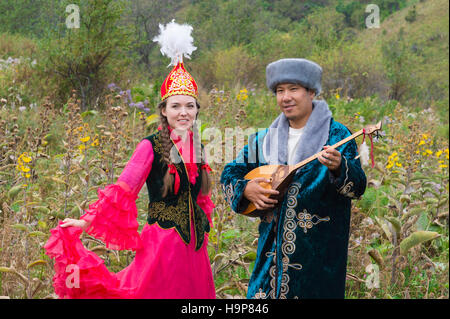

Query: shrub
[41,0,133,110]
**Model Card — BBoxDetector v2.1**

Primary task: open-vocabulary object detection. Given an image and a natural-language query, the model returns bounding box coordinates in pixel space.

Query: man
[220,58,367,299]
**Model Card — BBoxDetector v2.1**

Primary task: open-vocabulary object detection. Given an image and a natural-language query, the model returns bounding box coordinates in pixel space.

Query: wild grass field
[0,0,448,299]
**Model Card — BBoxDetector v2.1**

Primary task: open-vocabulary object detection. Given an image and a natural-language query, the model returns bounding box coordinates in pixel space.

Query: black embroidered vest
[143,131,210,250]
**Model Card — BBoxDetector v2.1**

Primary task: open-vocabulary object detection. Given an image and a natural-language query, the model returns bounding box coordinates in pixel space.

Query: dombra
[242,121,382,217]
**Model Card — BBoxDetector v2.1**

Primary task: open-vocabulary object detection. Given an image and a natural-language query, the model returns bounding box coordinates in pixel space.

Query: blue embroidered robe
[220,118,367,299]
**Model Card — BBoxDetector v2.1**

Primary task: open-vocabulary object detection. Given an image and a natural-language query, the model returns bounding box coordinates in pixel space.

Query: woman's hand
[60,218,88,230]
[243,177,279,211]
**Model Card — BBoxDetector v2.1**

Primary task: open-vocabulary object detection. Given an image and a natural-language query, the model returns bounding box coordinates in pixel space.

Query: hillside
[0,0,448,110]
[355,0,449,104]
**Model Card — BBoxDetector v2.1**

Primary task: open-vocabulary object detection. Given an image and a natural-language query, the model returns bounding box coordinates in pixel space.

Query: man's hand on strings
[318,145,342,176]
[243,177,280,211]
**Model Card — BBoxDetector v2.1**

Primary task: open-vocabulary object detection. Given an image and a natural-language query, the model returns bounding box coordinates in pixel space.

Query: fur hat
[266,58,322,95]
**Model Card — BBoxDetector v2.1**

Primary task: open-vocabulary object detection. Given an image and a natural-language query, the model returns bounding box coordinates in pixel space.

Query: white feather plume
[359,141,370,167]
[153,19,197,67]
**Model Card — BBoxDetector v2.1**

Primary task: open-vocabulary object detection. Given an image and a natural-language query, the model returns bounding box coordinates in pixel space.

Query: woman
[44,22,216,299]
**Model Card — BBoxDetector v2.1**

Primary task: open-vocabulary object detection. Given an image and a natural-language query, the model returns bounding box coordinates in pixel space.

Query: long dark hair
[157,99,212,197]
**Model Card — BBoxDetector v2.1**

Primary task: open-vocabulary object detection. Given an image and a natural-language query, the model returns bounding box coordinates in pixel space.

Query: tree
[405,5,417,23]
[127,0,183,70]
[0,0,47,36]
[42,0,132,110]
[268,0,328,22]
[381,28,416,101]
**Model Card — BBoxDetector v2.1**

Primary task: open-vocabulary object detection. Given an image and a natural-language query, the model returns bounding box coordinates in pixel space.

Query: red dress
[44,132,216,298]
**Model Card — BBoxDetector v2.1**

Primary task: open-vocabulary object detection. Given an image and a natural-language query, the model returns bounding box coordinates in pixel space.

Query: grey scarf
[263,100,332,165]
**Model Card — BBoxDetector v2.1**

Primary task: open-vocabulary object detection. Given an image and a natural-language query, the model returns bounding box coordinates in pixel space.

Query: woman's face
[162,95,198,133]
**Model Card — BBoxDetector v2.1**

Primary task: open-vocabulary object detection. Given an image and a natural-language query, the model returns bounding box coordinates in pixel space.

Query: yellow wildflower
[20,166,30,173]
[386,162,394,169]
[237,90,248,101]
[91,139,99,147]
[438,159,448,168]
[418,140,426,146]
[21,154,32,163]
[335,94,340,99]
[80,136,90,143]
[425,149,433,156]
[436,150,443,158]
[421,133,429,140]
[395,162,402,167]
[16,153,32,178]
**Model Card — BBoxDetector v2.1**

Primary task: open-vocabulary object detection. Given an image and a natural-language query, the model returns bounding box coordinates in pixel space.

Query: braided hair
[157,99,212,198]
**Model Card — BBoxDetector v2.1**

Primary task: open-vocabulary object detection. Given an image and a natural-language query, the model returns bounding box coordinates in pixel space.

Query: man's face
[276,83,315,128]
